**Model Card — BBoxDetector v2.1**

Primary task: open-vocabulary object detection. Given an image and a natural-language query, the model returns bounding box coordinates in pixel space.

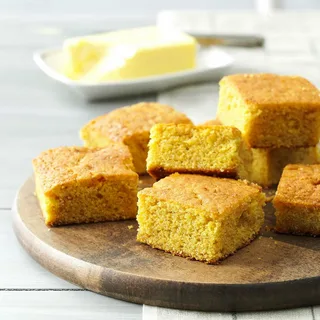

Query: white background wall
[1,0,320,16]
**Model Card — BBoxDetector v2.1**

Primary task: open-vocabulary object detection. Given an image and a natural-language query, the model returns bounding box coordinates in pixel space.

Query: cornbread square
[33,145,138,227]
[251,146,319,187]
[80,102,192,174]
[217,74,320,148]
[274,164,320,236]
[147,124,252,180]
[137,174,266,263]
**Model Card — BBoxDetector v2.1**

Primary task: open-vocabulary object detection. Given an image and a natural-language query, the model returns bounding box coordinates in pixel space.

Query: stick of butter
[63,26,197,82]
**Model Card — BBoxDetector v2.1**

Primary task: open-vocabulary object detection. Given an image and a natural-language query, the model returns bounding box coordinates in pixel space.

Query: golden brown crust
[46,214,135,228]
[218,74,320,149]
[32,145,136,194]
[33,145,138,227]
[273,164,320,207]
[148,166,238,180]
[80,102,193,143]
[220,73,320,108]
[137,173,265,264]
[273,164,320,236]
[140,173,264,214]
[80,102,193,174]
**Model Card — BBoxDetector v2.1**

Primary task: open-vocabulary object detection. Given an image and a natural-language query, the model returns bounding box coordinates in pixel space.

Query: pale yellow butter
[63,26,197,82]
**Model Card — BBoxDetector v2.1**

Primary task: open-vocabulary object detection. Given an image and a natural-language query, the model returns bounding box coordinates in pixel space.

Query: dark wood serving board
[13,176,320,312]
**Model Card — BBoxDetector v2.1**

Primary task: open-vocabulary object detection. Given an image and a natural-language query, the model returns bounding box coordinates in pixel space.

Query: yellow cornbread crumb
[137,174,266,264]
[187,118,319,186]
[147,123,252,180]
[251,146,319,187]
[217,73,320,148]
[80,102,192,174]
[33,145,138,227]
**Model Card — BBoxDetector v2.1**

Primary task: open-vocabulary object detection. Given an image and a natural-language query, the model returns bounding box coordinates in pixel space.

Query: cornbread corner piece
[274,164,320,236]
[80,102,192,174]
[217,73,320,148]
[137,174,266,264]
[147,123,252,180]
[251,146,319,187]
[32,145,138,227]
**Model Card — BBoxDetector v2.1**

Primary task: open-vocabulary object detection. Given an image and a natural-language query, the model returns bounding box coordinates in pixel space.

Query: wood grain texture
[13,176,320,312]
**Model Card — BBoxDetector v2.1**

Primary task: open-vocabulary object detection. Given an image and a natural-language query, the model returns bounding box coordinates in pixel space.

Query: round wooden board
[13,176,320,312]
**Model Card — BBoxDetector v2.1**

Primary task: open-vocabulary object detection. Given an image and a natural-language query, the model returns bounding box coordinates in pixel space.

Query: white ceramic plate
[33,47,234,100]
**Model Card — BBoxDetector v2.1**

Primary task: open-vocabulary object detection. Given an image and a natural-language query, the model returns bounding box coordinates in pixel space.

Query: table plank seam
[311,306,316,320]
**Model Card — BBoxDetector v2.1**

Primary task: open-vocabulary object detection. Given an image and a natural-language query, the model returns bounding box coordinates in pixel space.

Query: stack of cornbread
[32,72,320,265]
[217,73,320,187]
[33,102,192,227]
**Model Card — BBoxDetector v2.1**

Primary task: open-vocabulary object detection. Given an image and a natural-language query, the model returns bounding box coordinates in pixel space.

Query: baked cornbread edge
[139,228,260,265]
[79,102,193,174]
[32,145,139,227]
[148,167,239,180]
[217,73,320,148]
[273,164,320,236]
[137,174,266,264]
[146,123,252,181]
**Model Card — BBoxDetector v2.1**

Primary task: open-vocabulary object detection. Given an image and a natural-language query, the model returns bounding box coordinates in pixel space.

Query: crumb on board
[265,195,275,202]
[258,257,262,260]
[258,236,262,239]
[128,225,134,230]
[265,225,274,232]
[274,241,278,245]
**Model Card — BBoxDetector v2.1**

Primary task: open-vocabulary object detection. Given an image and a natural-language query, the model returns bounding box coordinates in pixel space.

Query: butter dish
[33,47,233,101]
[63,26,198,82]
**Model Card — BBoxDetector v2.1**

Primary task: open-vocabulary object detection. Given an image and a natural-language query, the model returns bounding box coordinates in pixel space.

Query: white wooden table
[2,10,320,319]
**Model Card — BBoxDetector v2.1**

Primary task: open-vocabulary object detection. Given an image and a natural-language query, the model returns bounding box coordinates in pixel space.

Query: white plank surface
[0,291,141,320]
[314,307,320,319]
[143,305,320,319]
